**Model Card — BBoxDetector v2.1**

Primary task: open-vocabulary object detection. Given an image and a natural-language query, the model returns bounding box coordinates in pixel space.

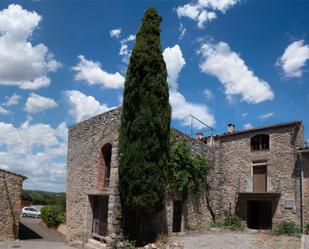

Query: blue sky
[0,0,308,192]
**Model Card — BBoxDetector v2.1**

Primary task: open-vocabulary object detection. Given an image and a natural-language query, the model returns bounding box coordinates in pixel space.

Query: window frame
[251,134,270,151]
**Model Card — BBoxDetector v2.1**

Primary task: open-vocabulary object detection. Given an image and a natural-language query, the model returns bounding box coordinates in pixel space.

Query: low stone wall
[0,170,25,241]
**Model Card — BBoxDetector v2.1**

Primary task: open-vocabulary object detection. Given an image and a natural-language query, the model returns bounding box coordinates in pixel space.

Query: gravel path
[172,230,301,249]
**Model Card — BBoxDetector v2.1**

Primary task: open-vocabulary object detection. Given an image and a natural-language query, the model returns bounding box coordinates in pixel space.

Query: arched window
[251,134,269,151]
[102,143,112,187]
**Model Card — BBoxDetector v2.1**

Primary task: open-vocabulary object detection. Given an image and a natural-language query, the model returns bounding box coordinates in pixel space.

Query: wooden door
[92,196,108,236]
[253,166,267,192]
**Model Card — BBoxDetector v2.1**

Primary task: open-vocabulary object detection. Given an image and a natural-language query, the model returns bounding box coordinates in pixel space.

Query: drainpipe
[300,152,304,234]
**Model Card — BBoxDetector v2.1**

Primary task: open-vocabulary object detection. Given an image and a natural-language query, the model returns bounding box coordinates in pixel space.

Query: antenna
[189,114,215,138]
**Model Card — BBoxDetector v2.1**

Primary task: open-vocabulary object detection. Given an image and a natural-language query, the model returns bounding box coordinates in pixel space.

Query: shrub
[212,213,243,230]
[41,205,65,228]
[305,223,309,234]
[110,238,135,249]
[275,220,301,236]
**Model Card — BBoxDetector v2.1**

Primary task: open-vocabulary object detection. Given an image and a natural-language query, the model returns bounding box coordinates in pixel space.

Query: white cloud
[176,0,239,29]
[73,55,124,89]
[110,28,122,39]
[65,90,115,122]
[0,106,10,115]
[277,40,309,78]
[258,112,274,120]
[3,92,21,106]
[119,34,136,63]
[163,45,186,90]
[203,89,214,100]
[0,120,67,191]
[24,93,58,113]
[198,0,239,12]
[241,112,248,117]
[179,23,187,39]
[163,45,215,128]
[199,41,274,104]
[197,10,217,28]
[0,4,60,90]
[243,123,253,129]
[170,91,215,128]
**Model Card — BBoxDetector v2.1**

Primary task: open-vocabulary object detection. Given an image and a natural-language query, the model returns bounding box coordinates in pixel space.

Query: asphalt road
[0,217,74,249]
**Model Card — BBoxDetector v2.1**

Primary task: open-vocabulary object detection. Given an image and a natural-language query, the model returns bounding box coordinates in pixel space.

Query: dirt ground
[171,230,302,249]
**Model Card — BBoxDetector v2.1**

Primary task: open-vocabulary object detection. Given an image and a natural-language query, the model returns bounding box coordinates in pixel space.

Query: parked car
[22,207,41,218]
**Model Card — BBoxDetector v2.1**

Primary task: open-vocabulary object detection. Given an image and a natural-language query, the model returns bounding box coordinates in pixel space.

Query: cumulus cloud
[277,40,309,78]
[163,45,186,90]
[170,91,215,128]
[119,34,136,63]
[0,4,60,90]
[258,112,274,120]
[0,106,10,115]
[24,93,58,113]
[0,120,67,191]
[176,0,239,29]
[203,89,214,100]
[163,45,215,128]
[243,123,253,129]
[65,90,115,122]
[73,55,124,89]
[3,92,21,106]
[199,41,274,104]
[110,28,122,39]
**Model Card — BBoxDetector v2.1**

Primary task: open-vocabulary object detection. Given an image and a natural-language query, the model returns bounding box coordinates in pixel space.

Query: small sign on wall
[284,199,295,210]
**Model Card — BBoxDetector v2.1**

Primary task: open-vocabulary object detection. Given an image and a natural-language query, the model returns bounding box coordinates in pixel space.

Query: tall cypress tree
[118,7,171,244]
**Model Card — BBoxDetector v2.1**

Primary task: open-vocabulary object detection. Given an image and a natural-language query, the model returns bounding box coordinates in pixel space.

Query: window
[251,134,269,151]
[102,143,112,187]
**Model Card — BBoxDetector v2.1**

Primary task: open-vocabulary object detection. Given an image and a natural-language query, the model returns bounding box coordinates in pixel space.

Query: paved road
[0,218,74,249]
[173,230,301,249]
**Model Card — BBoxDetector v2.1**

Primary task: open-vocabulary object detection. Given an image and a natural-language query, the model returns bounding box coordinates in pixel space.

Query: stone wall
[208,124,304,228]
[67,107,305,244]
[66,108,215,243]
[302,153,309,223]
[0,169,25,241]
[169,129,215,231]
[66,108,122,246]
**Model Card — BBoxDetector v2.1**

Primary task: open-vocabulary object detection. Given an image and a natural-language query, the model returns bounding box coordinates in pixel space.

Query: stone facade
[206,122,305,229]
[66,107,307,246]
[0,169,26,241]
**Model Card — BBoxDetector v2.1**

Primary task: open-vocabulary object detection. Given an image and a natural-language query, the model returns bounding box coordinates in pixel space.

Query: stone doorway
[90,195,109,237]
[172,201,182,232]
[247,200,272,229]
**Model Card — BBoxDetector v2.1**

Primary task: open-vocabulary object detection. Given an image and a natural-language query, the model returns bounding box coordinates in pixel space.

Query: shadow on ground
[18,223,43,240]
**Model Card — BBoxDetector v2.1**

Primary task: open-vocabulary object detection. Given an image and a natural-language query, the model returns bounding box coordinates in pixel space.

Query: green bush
[41,205,65,228]
[110,238,135,249]
[305,223,309,234]
[212,213,243,230]
[275,220,301,236]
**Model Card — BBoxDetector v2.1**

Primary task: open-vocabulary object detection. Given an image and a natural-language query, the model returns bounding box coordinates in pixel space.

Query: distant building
[0,168,27,241]
[66,107,309,247]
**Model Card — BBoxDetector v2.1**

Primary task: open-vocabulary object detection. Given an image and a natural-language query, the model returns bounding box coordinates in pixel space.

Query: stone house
[66,107,308,246]
[0,168,27,241]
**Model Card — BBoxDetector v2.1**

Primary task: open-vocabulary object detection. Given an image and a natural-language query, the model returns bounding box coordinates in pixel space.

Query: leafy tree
[118,7,171,244]
[167,133,211,200]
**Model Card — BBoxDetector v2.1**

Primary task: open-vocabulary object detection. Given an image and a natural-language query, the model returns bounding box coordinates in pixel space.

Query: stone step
[85,239,107,249]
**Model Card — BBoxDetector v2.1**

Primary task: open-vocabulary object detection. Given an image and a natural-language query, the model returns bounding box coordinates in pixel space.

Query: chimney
[195,133,207,143]
[227,123,235,133]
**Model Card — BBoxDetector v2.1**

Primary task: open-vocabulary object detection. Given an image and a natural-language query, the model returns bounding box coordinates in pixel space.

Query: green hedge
[41,205,65,228]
